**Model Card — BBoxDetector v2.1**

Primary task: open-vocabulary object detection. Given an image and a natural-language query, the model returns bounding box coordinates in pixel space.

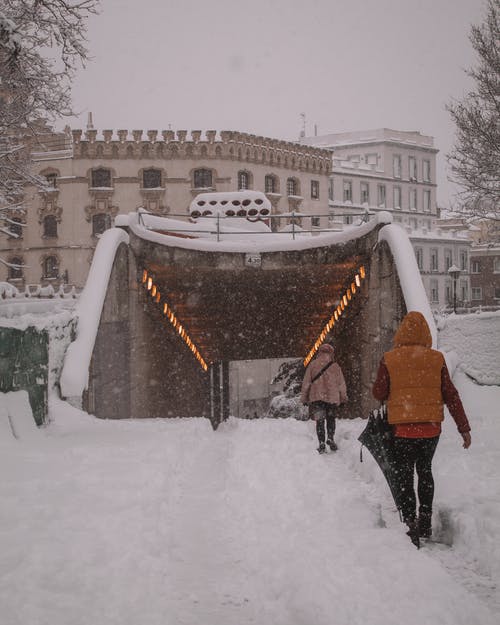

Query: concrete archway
[83,215,407,426]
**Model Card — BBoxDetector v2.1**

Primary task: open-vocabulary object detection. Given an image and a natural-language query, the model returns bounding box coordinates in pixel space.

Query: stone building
[302,128,472,309]
[1,128,332,289]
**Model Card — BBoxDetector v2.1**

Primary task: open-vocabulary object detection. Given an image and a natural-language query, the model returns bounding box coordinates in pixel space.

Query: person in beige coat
[301,343,348,453]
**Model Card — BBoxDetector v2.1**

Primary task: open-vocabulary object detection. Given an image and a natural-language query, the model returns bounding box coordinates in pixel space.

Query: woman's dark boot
[418,513,432,539]
[406,519,420,549]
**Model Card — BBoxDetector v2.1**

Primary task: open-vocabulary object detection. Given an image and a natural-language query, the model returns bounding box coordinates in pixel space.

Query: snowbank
[437,312,500,385]
[60,228,129,401]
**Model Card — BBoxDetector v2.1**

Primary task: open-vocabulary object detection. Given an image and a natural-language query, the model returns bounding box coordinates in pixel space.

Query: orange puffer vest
[385,311,445,425]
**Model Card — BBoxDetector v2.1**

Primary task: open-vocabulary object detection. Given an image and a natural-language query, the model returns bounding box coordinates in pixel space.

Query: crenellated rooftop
[70,129,332,174]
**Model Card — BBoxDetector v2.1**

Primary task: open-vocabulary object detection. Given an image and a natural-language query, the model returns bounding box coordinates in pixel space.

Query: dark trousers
[312,403,336,443]
[393,436,440,523]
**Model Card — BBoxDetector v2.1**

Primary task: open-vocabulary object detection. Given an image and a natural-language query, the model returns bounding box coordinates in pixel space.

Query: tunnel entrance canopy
[81,208,409,424]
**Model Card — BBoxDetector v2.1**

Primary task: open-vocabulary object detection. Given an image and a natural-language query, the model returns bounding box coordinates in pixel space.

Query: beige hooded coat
[300,344,347,406]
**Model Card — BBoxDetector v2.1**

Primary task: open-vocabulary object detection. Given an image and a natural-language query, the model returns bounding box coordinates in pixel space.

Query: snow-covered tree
[0,0,99,238]
[267,359,307,420]
[447,0,500,222]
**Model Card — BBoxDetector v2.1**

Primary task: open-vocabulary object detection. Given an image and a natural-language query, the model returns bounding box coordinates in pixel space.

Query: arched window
[43,255,59,279]
[92,213,111,236]
[265,175,278,194]
[45,173,57,188]
[8,257,23,280]
[43,215,58,238]
[91,168,112,188]
[193,169,213,189]
[142,168,162,188]
[8,217,23,238]
[287,178,298,196]
[238,171,250,190]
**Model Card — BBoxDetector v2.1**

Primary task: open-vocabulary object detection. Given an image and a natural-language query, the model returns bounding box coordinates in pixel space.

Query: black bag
[358,405,402,513]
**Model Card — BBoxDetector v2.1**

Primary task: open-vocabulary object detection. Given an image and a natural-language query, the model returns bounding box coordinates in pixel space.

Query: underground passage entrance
[83,214,407,425]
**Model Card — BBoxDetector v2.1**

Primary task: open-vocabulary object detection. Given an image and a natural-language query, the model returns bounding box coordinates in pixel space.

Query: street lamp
[448,265,461,314]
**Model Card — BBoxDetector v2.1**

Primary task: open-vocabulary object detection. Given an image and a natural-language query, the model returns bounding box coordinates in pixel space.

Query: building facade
[1,128,332,289]
[470,244,500,309]
[302,129,472,310]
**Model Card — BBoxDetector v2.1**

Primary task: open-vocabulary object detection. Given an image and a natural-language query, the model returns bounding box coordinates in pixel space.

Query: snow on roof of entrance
[117,209,393,253]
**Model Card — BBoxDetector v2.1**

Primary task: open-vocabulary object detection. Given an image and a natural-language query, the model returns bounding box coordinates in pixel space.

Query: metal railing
[137,210,373,241]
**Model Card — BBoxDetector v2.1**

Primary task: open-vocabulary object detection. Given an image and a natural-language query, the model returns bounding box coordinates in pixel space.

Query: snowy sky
[69,0,486,208]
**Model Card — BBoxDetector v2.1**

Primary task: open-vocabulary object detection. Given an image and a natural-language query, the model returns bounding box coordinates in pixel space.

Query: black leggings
[393,436,439,523]
[316,416,336,444]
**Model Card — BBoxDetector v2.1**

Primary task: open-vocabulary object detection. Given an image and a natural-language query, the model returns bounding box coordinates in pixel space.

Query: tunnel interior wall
[129,255,211,420]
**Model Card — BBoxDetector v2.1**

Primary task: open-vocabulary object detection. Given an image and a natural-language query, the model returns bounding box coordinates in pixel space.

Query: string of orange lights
[140,269,209,372]
[303,265,366,367]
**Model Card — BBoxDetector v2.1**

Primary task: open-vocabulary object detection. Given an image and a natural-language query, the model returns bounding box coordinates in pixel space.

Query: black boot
[317,442,326,454]
[327,438,338,451]
[418,513,432,539]
[406,519,420,549]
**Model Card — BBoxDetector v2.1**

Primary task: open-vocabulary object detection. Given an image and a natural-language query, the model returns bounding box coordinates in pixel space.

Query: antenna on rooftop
[299,112,306,139]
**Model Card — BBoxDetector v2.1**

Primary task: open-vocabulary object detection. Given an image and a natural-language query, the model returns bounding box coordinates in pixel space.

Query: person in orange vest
[372,311,471,547]
[301,343,348,453]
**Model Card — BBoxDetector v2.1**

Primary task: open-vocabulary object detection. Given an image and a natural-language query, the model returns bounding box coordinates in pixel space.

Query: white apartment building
[302,129,472,310]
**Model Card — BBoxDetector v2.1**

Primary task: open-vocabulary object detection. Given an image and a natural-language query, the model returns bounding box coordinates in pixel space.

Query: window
[8,217,23,238]
[91,168,112,188]
[444,249,453,271]
[471,260,481,273]
[393,186,402,209]
[142,168,162,188]
[430,248,438,272]
[45,173,57,188]
[343,215,354,225]
[471,287,482,301]
[495,286,500,300]
[409,188,417,211]
[423,190,431,212]
[286,178,298,196]
[92,213,111,236]
[377,184,386,207]
[265,175,277,194]
[445,281,452,304]
[430,280,439,303]
[43,215,58,238]
[415,247,423,270]
[311,180,320,199]
[459,249,468,271]
[43,256,59,279]
[460,280,468,302]
[360,182,369,205]
[423,160,431,182]
[8,257,23,280]
[193,168,212,189]
[494,257,500,273]
[238,171,250,190]
[393,215,402,223]
[393,154,401,178]
[343,180,352,202]
[409,156,417,181]
[366,153,378,166]
[311,216,320,227]
[328,178,334,201]
[411,217,418,230]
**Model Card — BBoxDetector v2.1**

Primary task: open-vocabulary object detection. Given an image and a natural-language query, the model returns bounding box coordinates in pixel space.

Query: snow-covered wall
[60,229,129,401]
[378,223,436,347]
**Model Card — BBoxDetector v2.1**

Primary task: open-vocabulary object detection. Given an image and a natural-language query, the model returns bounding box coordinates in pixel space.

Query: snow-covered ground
[1,367,499,625]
